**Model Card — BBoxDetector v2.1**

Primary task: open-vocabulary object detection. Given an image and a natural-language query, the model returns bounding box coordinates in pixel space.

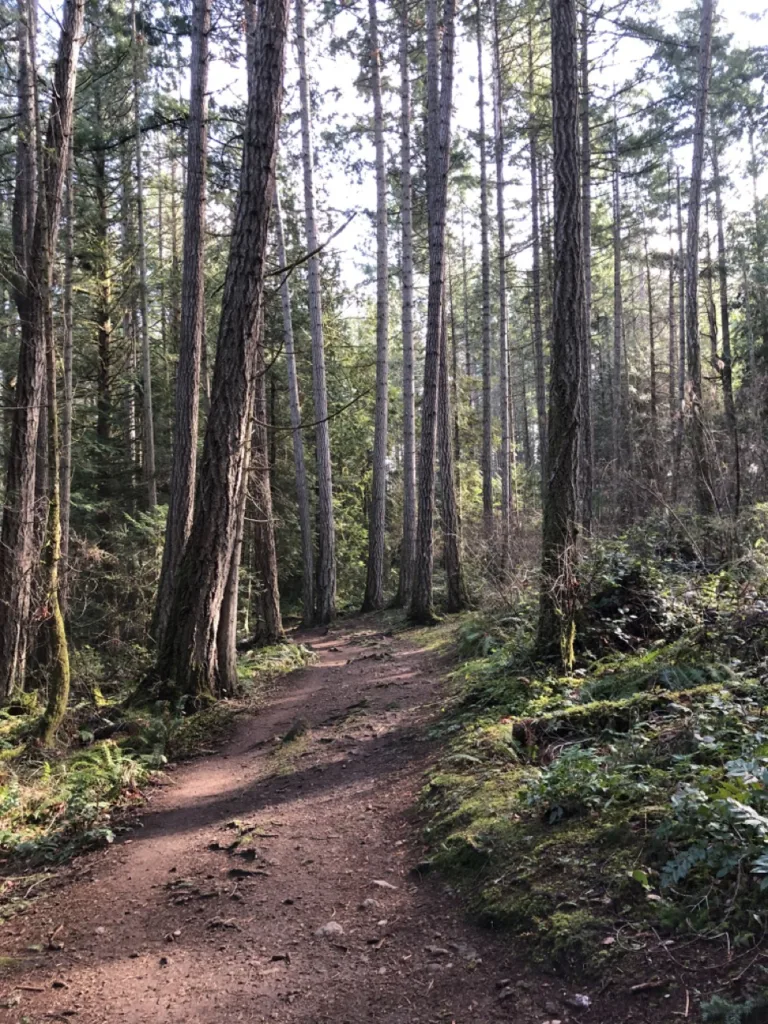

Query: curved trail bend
[0,618,533,1023]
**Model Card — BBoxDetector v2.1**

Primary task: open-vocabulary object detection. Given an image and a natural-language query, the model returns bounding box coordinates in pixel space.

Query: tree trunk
[158,155,169,431]
[1,0,39,699]
[154,0,211,646]
[667,167,676,484]
[541,152,555,389]
[12,0,37,281]
[295,0,336,625]
[120,146,138,481]
[644,233,658,478]
[528,24,547,487]
[362,0,389,612]
[0,0,84,701]
[251,345,284,644]
[93,72,112,489]
[213,0,260,694]
[448,271,461,495]
[409,0,456,625]
[742,259,757,379]
[492,0,510,569]
[611,115,623,476]
[749,128,768,355]
[579,2,593,531]
[60,136,74,611]
[155,0,288,698]
[460,208,472,383]
[170,158,182,354]
[438,286,468,613]
[518,327,532,470]
[274,187,314,625]
[536,0,585,668]
[217,402,251,696]
[508,330,520,520]
[671,167,686,503]
[477,0,493,539]
[685,0,717,518]
[712,128,741,517]
[131,0,157,510]
[705,198,719,366]
[396,0,416,608]
[37,264,70,744]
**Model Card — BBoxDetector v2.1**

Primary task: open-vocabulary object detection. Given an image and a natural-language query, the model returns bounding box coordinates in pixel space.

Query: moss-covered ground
[419,526,768,1013]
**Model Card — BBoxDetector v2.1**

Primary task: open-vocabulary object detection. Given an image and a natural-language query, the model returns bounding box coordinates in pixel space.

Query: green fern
[702,992,768,1024]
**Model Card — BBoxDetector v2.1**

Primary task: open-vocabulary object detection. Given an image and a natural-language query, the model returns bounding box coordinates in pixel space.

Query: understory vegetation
[421,509,768,1009]
[0,641,313,872]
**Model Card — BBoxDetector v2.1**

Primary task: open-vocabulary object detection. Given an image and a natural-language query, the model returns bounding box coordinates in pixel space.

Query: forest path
[0,615,547,1023]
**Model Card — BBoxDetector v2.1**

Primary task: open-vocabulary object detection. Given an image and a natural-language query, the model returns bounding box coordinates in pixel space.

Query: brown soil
[0,617,704,1022]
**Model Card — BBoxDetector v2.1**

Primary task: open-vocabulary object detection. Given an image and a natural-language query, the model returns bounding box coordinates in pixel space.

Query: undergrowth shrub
[0,741,150,862]
[659,755,768,891]
[521,743,661,823]
[0,638,315,867]
[422,528,768,974]
[701,988,768,1024]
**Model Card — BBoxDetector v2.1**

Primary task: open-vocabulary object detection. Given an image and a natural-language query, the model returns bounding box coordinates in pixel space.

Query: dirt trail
[0,617,551,1023]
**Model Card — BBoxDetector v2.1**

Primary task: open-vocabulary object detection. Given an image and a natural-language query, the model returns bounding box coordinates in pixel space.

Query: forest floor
[0,614,735,1023]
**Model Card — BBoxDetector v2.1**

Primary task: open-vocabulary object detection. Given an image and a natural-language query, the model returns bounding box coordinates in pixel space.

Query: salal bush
[661,754,768,888]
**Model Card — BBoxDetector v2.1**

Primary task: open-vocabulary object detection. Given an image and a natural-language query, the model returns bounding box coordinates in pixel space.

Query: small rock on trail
[314,920,345,939]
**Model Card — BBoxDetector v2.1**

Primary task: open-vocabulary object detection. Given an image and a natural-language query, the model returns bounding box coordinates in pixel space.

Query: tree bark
[295,0,336,624]
[644,233,658,478]
[711,127,741,516]
[396,0,416,609]
[217,399,251,696]
[438,286,468,613]
[170,158,182,354]
[667,167,676,483]
[492,0,510,569]
[477,0,493,539]
[536,0,585,668]
[1,0,39,699]
[131,0,157,510]
[579,2,593,531]
[518,326,532,470]
[362,0,390,612]
[0,0,84,701]
[528,24,547,488]
[704,198,719,366]
[671,167,686,503]
[460,208,472,383]
[37,261,70,744]
[155,0,288,698]
[685,0,717,518]
[742,259,757,379]
[158,155,171,440]
[92,68,112,490]
[154,0,211,646]
[611,115,623,475]
[749,127,768,356]
[409,0,456,625]
[120,146,138,481]
[274,187,314,625]
[12,0,37,283]
[251,344,283,644]
[60,136,74,611]
[448,271,461,495]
